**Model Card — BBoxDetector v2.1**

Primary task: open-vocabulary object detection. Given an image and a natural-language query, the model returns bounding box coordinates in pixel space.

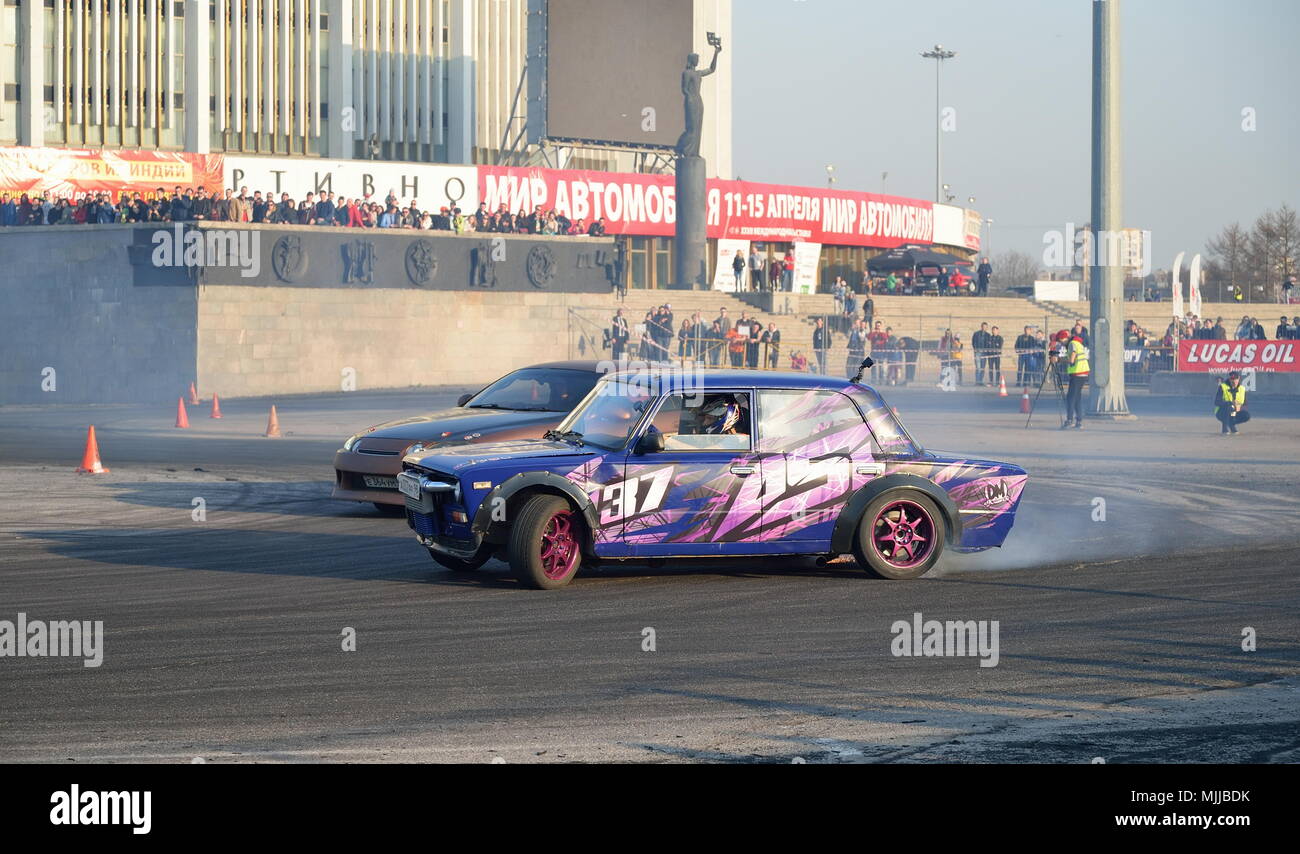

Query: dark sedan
[332,361,608,511]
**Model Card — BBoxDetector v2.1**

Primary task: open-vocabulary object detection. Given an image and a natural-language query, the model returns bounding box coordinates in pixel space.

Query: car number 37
[598,469,673,525]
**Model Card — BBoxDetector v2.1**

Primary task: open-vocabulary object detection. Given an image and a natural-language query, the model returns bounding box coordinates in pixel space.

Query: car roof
[604,367,872,393]
[521,360,610,373]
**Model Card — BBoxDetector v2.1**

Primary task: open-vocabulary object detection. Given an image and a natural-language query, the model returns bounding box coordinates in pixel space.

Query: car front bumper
[332,449,404,505]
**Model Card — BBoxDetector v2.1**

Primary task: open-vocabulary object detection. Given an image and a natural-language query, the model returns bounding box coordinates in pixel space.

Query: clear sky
[732,0,1299,265]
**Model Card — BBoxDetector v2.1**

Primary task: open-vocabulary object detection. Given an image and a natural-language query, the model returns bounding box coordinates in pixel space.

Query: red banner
[707,180,933,248]
[1178,339,1300,372]
[480,166,676,236]
[478,166,936,248]
[0,147,224,202]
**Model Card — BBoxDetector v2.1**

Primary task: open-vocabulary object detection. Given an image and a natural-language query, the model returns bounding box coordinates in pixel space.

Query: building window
[629,237,648,290]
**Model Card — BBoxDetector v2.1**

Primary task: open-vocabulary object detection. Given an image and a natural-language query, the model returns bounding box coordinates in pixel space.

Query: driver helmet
[704,400,741,434]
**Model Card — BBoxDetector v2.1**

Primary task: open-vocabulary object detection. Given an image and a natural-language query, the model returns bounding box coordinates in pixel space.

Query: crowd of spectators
[0,187,610,237]
[607,305,786,370]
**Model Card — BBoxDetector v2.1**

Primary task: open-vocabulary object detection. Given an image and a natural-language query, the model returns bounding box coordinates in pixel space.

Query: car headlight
[343,433,362,452]
[405,443,427,457]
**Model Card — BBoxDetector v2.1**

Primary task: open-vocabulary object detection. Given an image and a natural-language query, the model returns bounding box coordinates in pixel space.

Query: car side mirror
[457,393,472,407]
[636,430,665,454]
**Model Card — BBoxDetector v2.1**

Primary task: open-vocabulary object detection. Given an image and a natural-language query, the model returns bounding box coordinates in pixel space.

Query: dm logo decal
[983,481,1011,506]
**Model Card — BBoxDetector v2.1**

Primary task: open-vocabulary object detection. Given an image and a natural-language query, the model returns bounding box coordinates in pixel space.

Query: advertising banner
[0,147,223,201]
[791,241,821,294]
[478,166,938,249]
[712,239,749,291]
[1177,340,1300,373]
[480,165,676,236]
[707,179,934,248]
[226,156,478,211]
[964,208,983,251]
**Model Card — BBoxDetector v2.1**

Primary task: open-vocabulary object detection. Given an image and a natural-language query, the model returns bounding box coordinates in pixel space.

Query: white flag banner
[1171,251,1185,319]
[792,241,821,294]
[1189,253,1203,317]
[712,239,750,291]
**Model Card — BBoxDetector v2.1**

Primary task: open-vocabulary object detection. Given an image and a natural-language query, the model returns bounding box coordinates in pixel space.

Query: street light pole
[921,44,956,203]
[1089,0,1130,416]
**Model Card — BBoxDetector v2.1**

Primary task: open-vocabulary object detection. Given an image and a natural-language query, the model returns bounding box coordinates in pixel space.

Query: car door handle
[856,463,885,475]
[730,464,756,476]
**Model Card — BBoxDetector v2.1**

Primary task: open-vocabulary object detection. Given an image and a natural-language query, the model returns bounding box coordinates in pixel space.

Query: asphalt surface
[1,383,1298,763]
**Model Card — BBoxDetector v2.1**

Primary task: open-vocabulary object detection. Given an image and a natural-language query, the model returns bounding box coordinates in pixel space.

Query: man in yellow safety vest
[1063,334,1089,429]
[1214,371,1250,435]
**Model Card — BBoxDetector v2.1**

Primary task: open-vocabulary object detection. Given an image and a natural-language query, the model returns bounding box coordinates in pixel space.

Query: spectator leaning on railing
[867,320,887,383]
[988,326,1004,387]
[812,317,830,376]
[1014,326,1037,387]
[972,322,991,386]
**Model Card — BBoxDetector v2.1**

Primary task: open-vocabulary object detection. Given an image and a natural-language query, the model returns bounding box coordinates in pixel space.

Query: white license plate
[363,475,399,490]
[397,475,422,500]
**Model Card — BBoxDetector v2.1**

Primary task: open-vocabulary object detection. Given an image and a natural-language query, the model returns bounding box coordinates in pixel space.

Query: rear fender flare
[829,474,961,553]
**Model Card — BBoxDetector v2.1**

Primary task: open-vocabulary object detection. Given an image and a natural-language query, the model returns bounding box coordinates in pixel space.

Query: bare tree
[1246,211,1279,300]
[992,250,1040,290]
[1205,222,1248,301]
[1270,204,1299,292]
[1206,205,1298,302]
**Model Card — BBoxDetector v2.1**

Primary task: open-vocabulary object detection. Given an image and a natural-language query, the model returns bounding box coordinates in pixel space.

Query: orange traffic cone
[175,397,191,428]
[997,377,1008,397]
[1020,387,1031,413]
[210,393,223,419]
[187,382,201,405]
[76,426,110,474]
[265,405,282,438]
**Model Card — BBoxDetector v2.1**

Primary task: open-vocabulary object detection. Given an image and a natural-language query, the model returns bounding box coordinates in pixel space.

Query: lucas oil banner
[1178,340,1299,373]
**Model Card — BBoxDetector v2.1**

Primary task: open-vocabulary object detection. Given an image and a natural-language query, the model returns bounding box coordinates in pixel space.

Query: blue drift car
[399,366,1027,589]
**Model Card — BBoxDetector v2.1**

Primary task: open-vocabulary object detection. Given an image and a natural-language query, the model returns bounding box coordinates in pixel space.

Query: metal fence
[568,308,1182,387]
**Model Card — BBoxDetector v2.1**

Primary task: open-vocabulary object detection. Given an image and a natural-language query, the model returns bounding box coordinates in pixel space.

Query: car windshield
[466,368,599,412]
[848,387,921,457]
[552,378,655,450]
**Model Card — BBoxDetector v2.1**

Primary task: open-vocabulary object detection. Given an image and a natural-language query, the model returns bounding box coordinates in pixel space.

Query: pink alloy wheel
[539,511,580,580]
[871,500,935,568]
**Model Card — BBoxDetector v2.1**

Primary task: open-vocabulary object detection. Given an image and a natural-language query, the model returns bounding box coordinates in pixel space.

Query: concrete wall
[0,225,197,405]
[0,223,623,404]
[198,286,618,398]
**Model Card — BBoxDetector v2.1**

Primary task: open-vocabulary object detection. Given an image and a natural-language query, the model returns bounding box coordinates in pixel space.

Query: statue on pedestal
[676,32,722,158]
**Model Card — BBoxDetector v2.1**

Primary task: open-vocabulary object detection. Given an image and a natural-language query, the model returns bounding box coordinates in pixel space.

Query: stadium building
[0,0,978,290]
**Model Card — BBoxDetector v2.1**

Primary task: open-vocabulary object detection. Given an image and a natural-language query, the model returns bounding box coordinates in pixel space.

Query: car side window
[757,389,871,455]
[654,392,752,451]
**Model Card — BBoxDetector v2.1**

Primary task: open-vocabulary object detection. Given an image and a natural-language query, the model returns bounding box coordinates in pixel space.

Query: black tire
[852,491,945,580]
[508,494,584,589]
[427,547,490,573]
[373,502,405,516]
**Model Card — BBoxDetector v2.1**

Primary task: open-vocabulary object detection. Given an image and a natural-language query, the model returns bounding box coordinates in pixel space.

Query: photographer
[1214,371,1250,435]
[1063,331,1089,430]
